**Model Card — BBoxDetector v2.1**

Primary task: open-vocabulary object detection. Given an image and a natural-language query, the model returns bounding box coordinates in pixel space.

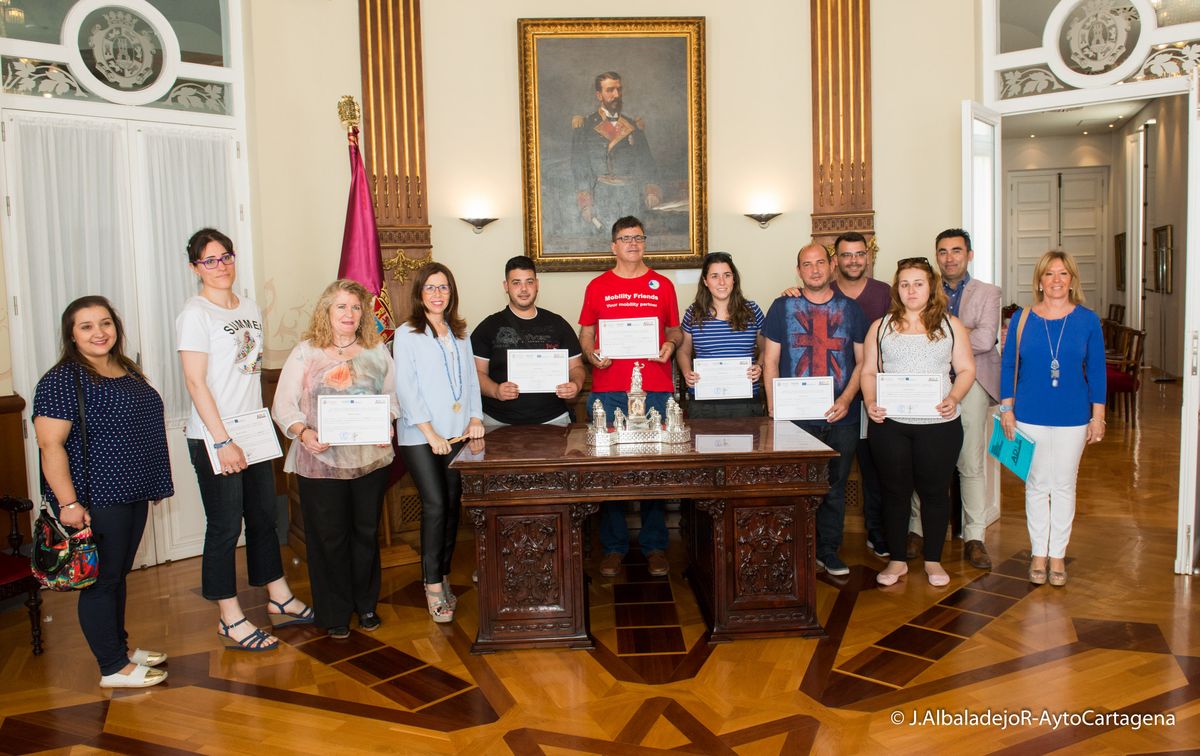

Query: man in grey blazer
[938,229,1001,568]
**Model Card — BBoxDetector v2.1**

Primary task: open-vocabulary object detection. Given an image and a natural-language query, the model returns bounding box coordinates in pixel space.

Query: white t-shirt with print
[176,295,265,439]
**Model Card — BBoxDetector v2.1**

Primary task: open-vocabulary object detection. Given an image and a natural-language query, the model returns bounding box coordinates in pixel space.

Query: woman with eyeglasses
[272,279,399,638]
[861,257,975,587]
[999,251,1105,587]
[393,263,484,623]
[676,252,765,417]
[178,228,312,652]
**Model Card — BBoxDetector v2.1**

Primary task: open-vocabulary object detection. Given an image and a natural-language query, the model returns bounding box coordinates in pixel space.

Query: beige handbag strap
[1012,307,1031,392]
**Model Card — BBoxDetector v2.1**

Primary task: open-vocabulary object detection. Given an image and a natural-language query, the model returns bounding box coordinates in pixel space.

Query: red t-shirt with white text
[578,269,680,392]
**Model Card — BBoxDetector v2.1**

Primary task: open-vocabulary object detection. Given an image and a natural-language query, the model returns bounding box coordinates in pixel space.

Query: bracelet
[1090,418,1106,425]
[62,502,79,511]
[212,437,233,450]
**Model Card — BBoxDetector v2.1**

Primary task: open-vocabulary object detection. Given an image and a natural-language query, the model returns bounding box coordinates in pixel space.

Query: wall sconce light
[460,217,497,234]
[744,212,781,229]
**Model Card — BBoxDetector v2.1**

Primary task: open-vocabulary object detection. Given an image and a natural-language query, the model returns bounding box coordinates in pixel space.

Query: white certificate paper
[877,373,944,418]
[693,358,753,400]
[598,317,660,359]
[317,394,391,446]
[507,349,568,393]
[772,421,834,452]
[694,434,755,453]
[202,408,283,474]
[772,377,834,421]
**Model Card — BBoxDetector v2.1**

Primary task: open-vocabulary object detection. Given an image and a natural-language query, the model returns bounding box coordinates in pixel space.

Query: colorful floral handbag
[31,509,99,591]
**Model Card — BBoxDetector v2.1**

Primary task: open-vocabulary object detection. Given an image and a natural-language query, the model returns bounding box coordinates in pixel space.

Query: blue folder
[988,415,1035,481]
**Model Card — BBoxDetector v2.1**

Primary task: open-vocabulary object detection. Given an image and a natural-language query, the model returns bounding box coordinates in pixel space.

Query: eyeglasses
[837,251,867,259]
[615,234,647,244]
[194,252,236,269]
[422,284,451,294]
[897,257,932,268]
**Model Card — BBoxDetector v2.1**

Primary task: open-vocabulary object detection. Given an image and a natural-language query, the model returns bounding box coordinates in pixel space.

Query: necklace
[1042,310,1070,388]
[436,330,463,412]
[333,336,357,355]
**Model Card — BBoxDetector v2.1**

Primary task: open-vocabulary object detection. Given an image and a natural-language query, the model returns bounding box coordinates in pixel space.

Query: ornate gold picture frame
[518,17,707,272]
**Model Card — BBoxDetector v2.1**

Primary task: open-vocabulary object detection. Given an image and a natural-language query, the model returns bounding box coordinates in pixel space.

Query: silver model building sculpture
[586,361,690,447]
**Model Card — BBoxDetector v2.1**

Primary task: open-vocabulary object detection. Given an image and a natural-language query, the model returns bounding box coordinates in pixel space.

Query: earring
[1038,286,1043,292]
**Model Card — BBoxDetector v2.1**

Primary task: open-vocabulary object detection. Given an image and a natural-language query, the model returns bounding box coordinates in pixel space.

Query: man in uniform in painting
[572,71,661,234]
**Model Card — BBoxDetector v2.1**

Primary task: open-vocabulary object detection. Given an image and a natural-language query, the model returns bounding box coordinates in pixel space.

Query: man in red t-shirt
[578,216,681,578]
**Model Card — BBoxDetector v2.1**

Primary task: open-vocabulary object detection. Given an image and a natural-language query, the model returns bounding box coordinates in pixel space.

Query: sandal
[441,579,458,612]
[100,664,167,689]
[218,617,280,651]
[267,595,315,627]
[129,648,168,667]
[425,585,454,624]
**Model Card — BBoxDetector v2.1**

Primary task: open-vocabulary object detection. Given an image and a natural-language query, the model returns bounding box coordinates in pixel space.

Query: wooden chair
[1107,303,1126,324]
[1106,326,1145,422]
[1101,319,1123,357]
[0,495,43,656]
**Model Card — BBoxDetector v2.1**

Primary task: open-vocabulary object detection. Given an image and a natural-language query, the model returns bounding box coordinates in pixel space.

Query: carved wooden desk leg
[469,501,599,653]
[690,496,825,643]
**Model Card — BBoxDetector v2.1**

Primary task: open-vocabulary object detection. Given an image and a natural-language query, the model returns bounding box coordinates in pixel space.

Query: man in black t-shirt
[471,256,586,426]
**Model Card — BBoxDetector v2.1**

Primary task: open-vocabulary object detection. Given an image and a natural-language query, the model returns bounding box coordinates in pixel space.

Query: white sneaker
[99,664,167,689]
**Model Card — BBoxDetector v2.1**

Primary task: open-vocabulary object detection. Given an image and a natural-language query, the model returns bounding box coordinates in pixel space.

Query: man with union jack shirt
[763,243,867,576]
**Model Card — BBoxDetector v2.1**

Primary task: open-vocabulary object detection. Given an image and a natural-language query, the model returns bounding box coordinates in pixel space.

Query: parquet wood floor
[1,381,1197,754]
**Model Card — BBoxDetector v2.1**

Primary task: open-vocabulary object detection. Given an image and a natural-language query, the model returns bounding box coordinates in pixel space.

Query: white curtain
[8,113,136,377]
[134,124,237,422]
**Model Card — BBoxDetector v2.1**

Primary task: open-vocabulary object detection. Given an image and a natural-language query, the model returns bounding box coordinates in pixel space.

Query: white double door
[2,109,247,568]
[1006,167,1107,307]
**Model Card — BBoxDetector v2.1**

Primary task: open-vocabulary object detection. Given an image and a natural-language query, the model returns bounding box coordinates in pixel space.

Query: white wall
[0,0,982,388]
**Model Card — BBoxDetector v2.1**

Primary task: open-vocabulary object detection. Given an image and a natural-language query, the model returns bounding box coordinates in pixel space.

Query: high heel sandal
[425,586,454,624]
[441,578,457,612]
[1048,561,1068,587]
[267,595,315,627]
[1029,559,1048,585]
[218,617,280,651]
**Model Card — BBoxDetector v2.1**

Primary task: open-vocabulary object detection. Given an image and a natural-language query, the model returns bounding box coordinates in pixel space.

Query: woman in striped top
[676,252,765,418]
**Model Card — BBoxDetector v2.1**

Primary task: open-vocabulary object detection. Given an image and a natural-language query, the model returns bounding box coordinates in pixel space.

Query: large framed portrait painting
[518,17,707,271]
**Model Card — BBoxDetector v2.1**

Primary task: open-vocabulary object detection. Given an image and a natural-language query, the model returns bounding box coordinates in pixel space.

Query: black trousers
[400,442,465,585]
[868,418,963,562]
[296,467,390,629]
[79,501,148,675]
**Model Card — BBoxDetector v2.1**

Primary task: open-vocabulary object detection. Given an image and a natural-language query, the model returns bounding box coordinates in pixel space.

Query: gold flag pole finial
[337,95,361,130]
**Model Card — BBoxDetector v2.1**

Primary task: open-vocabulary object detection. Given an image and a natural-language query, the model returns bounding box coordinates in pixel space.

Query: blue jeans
[188,439,285,600]
[78,501,147,675]
[588,391,672,555]
[795,421,858,560]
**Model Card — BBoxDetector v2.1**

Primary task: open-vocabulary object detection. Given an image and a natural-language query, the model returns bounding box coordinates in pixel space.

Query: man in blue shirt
[763,243,868,575]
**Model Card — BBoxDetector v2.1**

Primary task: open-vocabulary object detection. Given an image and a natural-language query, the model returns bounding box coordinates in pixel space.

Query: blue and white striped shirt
[682,301,765,396]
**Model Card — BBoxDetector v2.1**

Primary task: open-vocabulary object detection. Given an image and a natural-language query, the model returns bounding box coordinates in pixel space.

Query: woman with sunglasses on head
[272,279,399,638]
[33,296,173,688]
[393,263,484,623]
[178,228,312,652]
[861,257,975,587]
[999,251,1105,587]
[676,252,765,418]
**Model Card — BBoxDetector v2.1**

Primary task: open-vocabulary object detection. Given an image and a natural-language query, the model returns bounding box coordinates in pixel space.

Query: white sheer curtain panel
[134,124,237,422]
[8,113,137,377]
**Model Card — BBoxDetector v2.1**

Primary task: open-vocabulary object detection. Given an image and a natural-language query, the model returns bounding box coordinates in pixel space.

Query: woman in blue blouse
[999,250,1106,587]
[393,263,484,623]
[675,252,765,418]
[33,296,174,688]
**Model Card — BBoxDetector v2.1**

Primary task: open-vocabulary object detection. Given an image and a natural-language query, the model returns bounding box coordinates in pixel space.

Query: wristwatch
[998,405,1012,414]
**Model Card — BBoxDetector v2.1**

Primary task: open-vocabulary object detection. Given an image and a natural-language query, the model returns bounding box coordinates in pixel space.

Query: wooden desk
[449,418,836,653]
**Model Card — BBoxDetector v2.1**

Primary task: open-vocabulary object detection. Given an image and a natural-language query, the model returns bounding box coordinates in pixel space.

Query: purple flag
[338,126,393,341]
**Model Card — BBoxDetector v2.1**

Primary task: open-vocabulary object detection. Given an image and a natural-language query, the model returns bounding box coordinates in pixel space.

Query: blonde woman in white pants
[998,251,1106,587]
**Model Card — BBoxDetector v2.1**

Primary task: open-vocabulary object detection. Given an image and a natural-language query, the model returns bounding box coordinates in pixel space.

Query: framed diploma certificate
[318,394,391,446]
[772,377,834,421]
[507,349,568,393]
[202,408,283,474]
[876,373,943,418]
[693,357,753,400]
[597,317,660,359]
